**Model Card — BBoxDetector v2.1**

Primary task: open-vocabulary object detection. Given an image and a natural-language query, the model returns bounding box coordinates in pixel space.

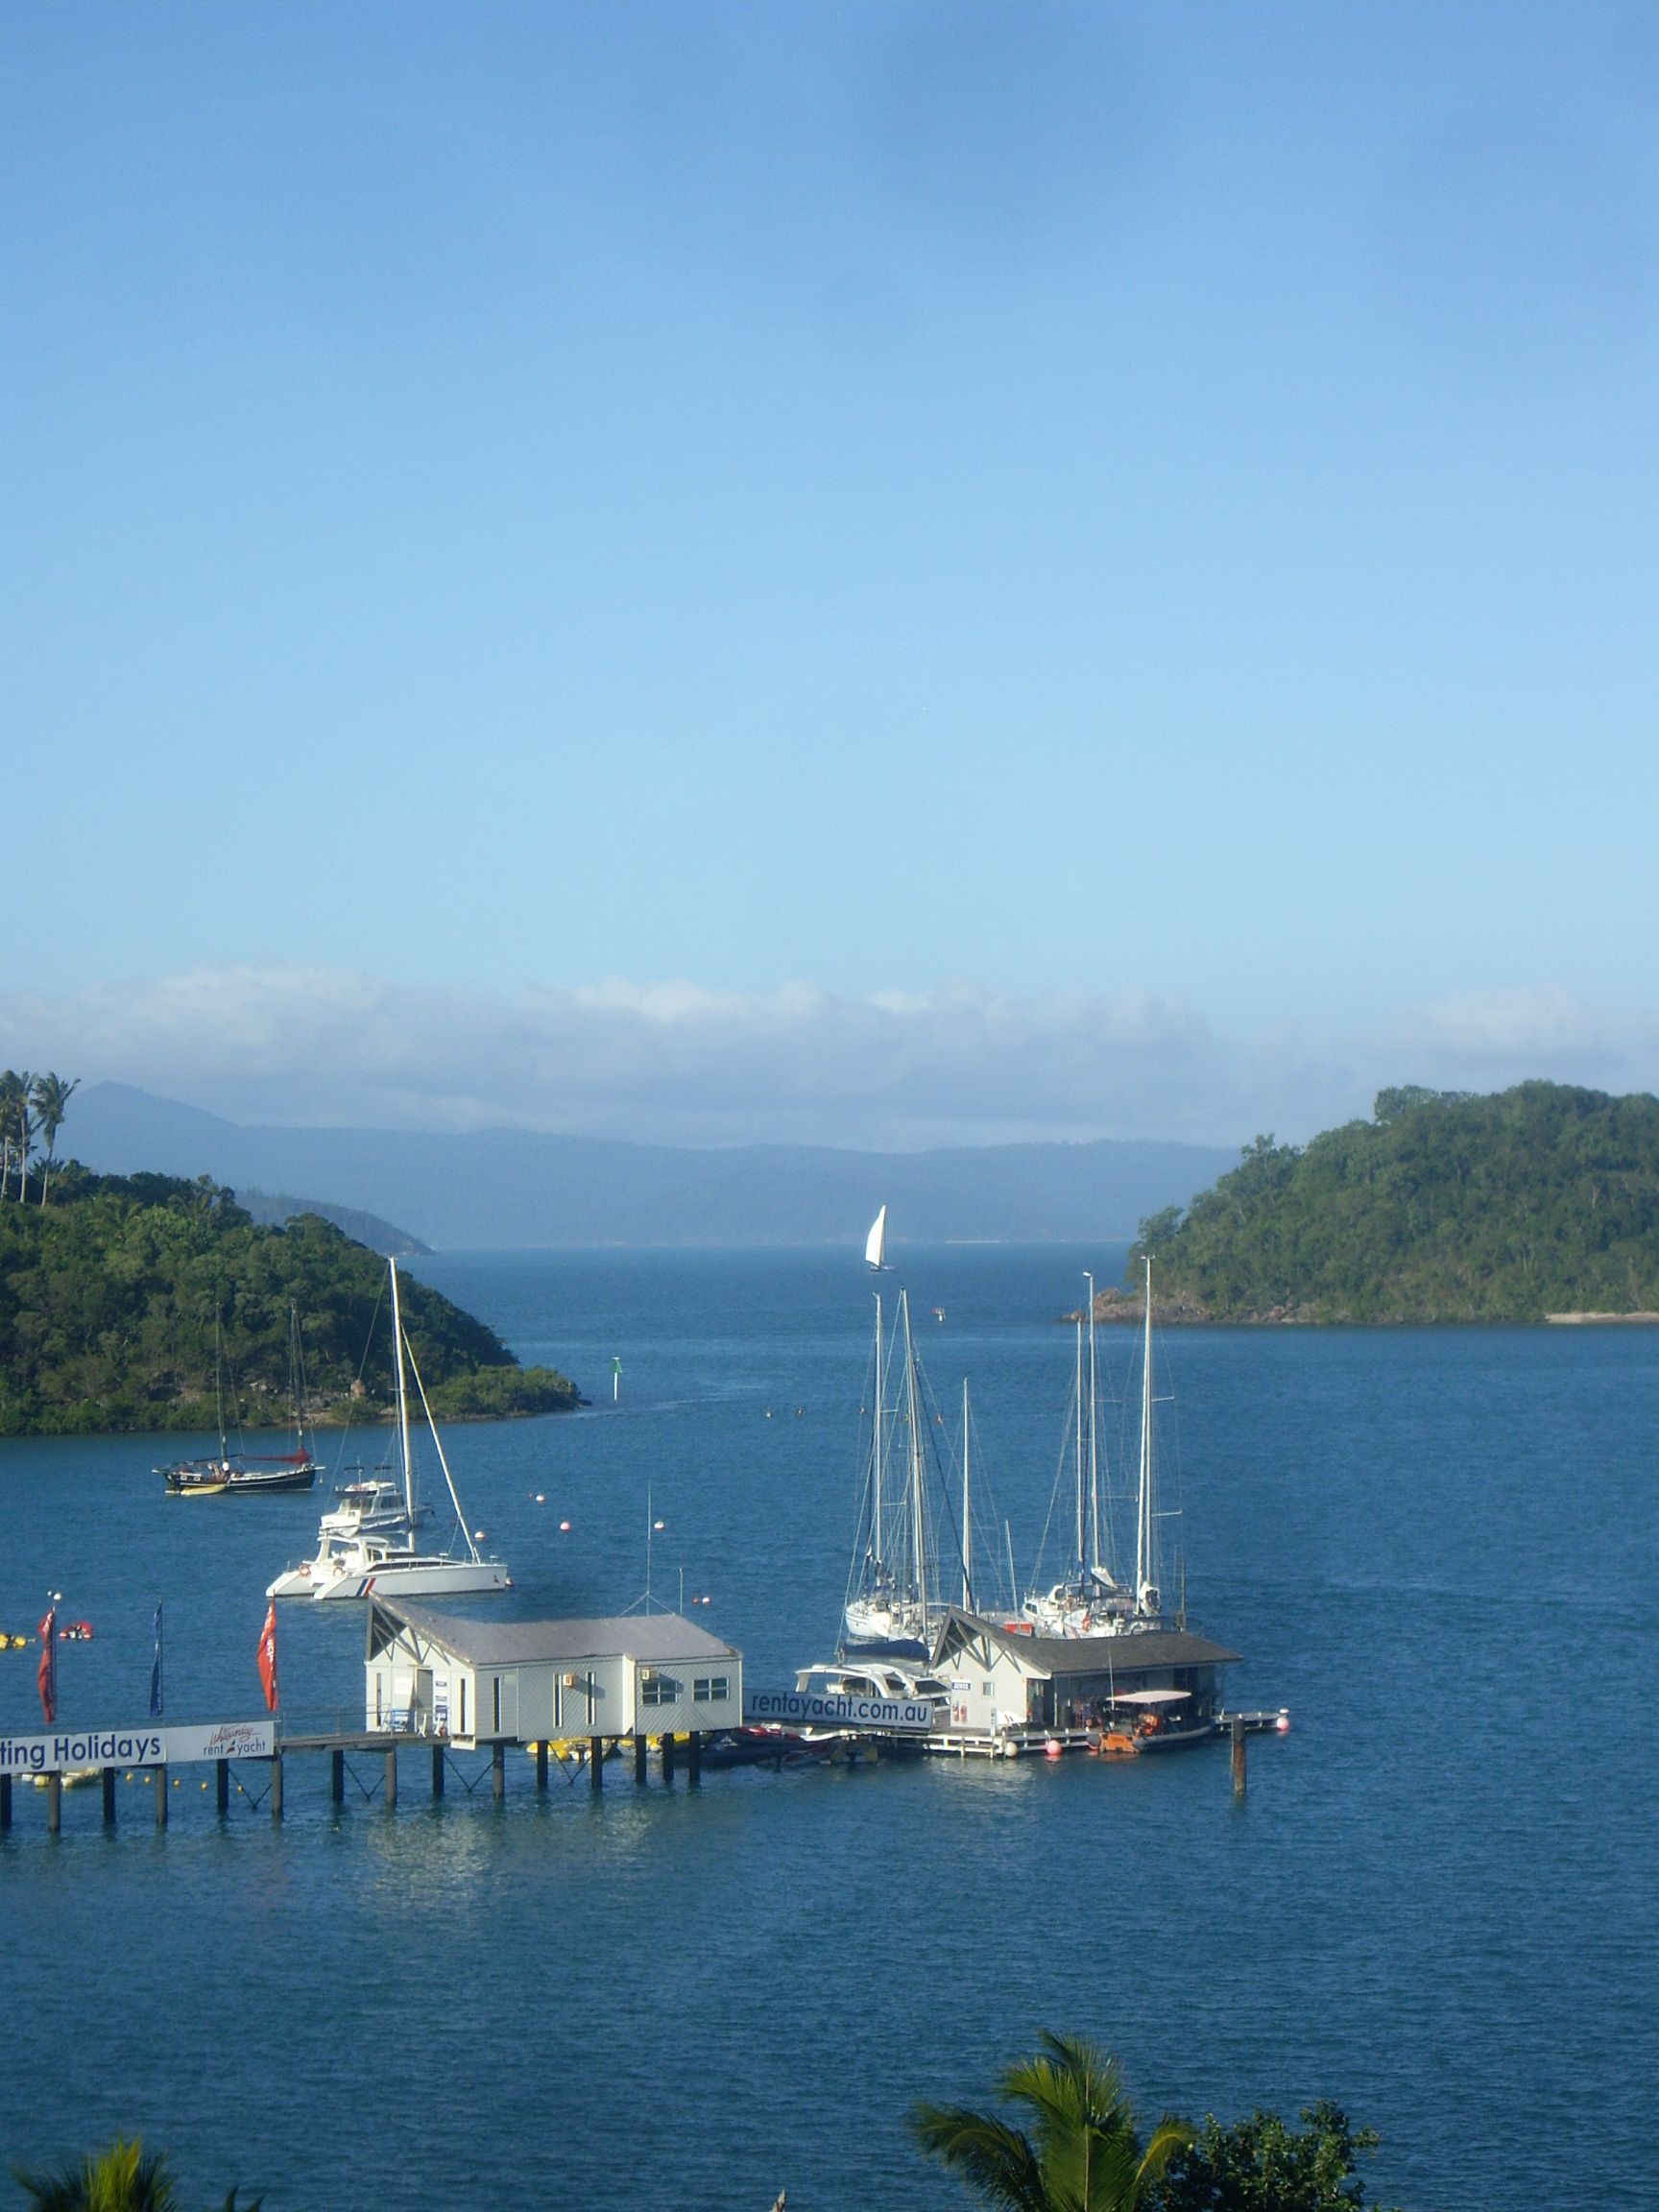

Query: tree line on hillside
[15,2037,1402,2210]
[0,1163,583,1436]
[1124,1081,1659,1323]
[0,1070,80,1205]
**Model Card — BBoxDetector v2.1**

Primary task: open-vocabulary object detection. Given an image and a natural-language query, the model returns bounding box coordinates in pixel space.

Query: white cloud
[2,966,1656,1150]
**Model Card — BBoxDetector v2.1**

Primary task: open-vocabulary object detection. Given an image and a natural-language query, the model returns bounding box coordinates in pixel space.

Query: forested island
[1108,1081,1659,1324]
[0,1163,583,1436]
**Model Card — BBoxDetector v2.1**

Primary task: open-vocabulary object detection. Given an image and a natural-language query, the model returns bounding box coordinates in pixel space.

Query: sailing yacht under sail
[864,1205,890,1272]
[267,1260,512,1601]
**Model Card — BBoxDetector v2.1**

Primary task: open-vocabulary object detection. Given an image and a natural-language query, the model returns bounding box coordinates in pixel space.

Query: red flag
[37,1606,57,1725]
[256,1600,279,1712]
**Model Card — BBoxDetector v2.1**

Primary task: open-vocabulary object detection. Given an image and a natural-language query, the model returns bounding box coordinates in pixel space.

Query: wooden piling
[153,1765,166,1829]
[492,1741,506,1801]
[270,1753,284,1820]
[384,1745,397,1810]
[687,1730,702,1786]
[431,1743,445,1798]
[332,1747,346,1805]
[1231,1713,1246,1798]
[0,1773,12,1832]
[589,1736,603,1791]
[634,1733,648,1785]
[535,1741,548,1792]
[661,1732,676,1782]
[46,1772,62,1835]
[102,1767,117,1825]
[215,1759,229,1815]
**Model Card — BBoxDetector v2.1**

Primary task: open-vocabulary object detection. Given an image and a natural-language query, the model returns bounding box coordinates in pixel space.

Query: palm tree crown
[911,2032,1192,2212]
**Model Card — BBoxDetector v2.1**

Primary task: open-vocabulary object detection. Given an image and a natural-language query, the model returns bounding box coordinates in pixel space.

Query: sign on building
[743,1689,935,1734]
[0,1719,276,1775]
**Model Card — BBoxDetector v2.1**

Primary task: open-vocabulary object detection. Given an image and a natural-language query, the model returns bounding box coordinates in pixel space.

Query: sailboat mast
[901,1291,928,1613]
[1136,1256,1156,1613]
[961,1377,972,1610]
[1073,1310,1087,1572]
[1086,1272,1102,1580]
[872,1292,884,1577]
[389,1259,415,1521]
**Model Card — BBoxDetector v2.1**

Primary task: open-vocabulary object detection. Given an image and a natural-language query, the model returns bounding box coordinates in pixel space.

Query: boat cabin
[365,1600,744,1748]
[926,1608,1240,1743]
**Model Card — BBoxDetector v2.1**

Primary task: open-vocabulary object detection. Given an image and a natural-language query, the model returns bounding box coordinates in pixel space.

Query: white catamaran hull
[310,1556,514,1601]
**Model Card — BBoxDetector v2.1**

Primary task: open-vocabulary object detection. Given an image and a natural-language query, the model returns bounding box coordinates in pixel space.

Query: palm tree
[12,2137,258,2211]
[30,1070,80,1205]
[911,2032,1192,2212]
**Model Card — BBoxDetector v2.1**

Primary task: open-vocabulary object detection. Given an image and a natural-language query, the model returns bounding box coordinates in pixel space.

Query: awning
[1107,1687,1190,1704]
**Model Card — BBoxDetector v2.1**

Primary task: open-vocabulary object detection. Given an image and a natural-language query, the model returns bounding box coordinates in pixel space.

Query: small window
[640,1674,681,1707]
[693,1675,730,1704]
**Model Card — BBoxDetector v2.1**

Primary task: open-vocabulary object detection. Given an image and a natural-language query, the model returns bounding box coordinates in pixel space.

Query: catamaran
[267,1260,511,1601]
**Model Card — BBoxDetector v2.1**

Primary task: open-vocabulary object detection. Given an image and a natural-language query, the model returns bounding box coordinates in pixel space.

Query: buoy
[1276,1711,1292,1733]
[473,1528,487,1541]
[559,1520,571,1532]
[535,1493,545,1504]
[653,1519,665,1531]
[1045,1739,1063,1760]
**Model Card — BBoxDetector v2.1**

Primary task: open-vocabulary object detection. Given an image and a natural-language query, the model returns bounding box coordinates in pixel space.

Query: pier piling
[634,1733,647,1784]
[331,1748,346,1805]
[102,1767,117,1825]
[589,1736,603,1791]
[661,1732,676,1783]
[0,1773,12,1831]
[535,1740,548,1791]
[1231,1714,1247,1798]
[270,1753,284,1821]
[153,1765,166,1829]
[46,1772,62,1835]
[384,1746,397,1809]
[492,1742,505,1801]
[431,1744,445,1799]
[215,1759,229,1815]
[688,1731,702,1786]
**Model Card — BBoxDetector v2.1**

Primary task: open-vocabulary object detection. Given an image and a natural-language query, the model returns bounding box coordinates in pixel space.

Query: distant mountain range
[64,1083,1238,1252]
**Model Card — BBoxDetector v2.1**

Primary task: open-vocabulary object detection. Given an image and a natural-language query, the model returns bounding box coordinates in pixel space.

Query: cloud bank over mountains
[3,965,1655,1151]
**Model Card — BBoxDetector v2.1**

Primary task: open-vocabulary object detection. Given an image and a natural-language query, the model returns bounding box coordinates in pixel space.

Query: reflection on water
[2,1245,1656,2211]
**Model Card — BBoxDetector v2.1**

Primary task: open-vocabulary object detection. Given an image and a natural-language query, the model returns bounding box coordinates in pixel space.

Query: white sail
[865,1205,888,1271]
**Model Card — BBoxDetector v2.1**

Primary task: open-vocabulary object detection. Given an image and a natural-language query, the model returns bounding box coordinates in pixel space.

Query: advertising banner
[742,1689,935,1734]
[0,1719,276,1776]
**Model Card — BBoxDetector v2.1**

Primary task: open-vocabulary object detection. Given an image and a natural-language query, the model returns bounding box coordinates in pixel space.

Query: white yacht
[268,1261,512,1602]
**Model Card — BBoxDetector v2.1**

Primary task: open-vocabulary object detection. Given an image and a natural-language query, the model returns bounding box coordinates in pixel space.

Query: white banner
[0,1719,276,1776]
[743,1690,935,1734]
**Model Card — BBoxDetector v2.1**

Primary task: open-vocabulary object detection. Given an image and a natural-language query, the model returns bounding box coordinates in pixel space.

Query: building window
[640,1674,681,1707]
[693,1675,730,1703]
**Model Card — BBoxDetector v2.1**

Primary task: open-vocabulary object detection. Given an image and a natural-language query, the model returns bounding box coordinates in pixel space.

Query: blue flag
[150,1602,163,1719]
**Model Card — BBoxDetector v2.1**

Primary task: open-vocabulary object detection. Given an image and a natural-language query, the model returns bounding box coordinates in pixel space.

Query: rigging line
[400,1332,482,1560]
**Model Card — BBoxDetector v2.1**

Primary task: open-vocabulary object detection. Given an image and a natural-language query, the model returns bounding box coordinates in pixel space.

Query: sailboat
[1022,1260,1166,1638]
[267,1260,512,1601]
[841,1288,954,1658]
[158,1308,322,1496]
[864,1205,890,1272]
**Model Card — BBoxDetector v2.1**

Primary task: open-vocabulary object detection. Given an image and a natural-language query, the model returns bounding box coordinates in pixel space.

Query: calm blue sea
[2,1245,1655,2212]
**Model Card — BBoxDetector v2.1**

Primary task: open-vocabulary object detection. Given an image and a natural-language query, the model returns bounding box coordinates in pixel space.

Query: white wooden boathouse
[366,1600,743,1747]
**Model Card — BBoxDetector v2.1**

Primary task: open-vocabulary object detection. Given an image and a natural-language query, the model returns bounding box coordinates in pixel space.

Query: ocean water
[1,1244,1655,2212]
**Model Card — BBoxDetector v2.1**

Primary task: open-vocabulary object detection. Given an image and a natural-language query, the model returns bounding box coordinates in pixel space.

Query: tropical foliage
[0,1164,583,1435]
[1126,1081,1659,1322]
[12,2135,257,2210]
[911,2032,1192,2212]
[1145,2103,1398,2212]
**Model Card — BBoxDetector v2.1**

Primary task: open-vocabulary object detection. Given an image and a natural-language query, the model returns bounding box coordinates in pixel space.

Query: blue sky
[4,3,1657,1146]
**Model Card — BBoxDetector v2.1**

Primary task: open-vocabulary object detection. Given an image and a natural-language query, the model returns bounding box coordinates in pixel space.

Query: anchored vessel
[158,1308,322,1496]
[268,1261,512,1601]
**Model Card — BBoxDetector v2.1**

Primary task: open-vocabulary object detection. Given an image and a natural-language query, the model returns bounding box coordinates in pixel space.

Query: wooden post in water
[215,1759,229,1815]
[270,1753,284,1821]
[1231,1714,1246,1799]
[589,1736,603,1791]
[535,1741,548,1792]
[634,1733,648,1785]
[102,1767,117,1825]
[154,1765,167,1829]
[687,1730,702,1787]
[431,1743,445,1799]
[331,1748,346,1805]
[384,1745,397,1810]
[46,1772,62,1835]
[492,1741,506,1802]
[0,1773,12,1832]
[661,1732,676,1783]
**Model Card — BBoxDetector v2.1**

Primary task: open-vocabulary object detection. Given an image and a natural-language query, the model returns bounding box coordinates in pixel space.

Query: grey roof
[933,1608,1239,1676]
[380,1601,739,1669]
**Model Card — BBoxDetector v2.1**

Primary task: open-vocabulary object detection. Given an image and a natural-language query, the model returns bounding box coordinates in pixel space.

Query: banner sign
[743,1689,935,1734]
[0,1719,276,1776]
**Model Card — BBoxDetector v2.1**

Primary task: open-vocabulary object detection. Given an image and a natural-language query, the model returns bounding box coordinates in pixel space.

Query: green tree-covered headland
[1116,1081,1659,1324]
[0,1163,584,1435]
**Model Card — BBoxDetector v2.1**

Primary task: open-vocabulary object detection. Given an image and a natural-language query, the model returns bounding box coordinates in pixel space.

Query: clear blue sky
[3,4,1656,1144]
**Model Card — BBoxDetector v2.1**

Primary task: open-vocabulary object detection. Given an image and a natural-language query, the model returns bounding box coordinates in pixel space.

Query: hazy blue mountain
[67,1083,1238,1251]
[235,1188,431,1256]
